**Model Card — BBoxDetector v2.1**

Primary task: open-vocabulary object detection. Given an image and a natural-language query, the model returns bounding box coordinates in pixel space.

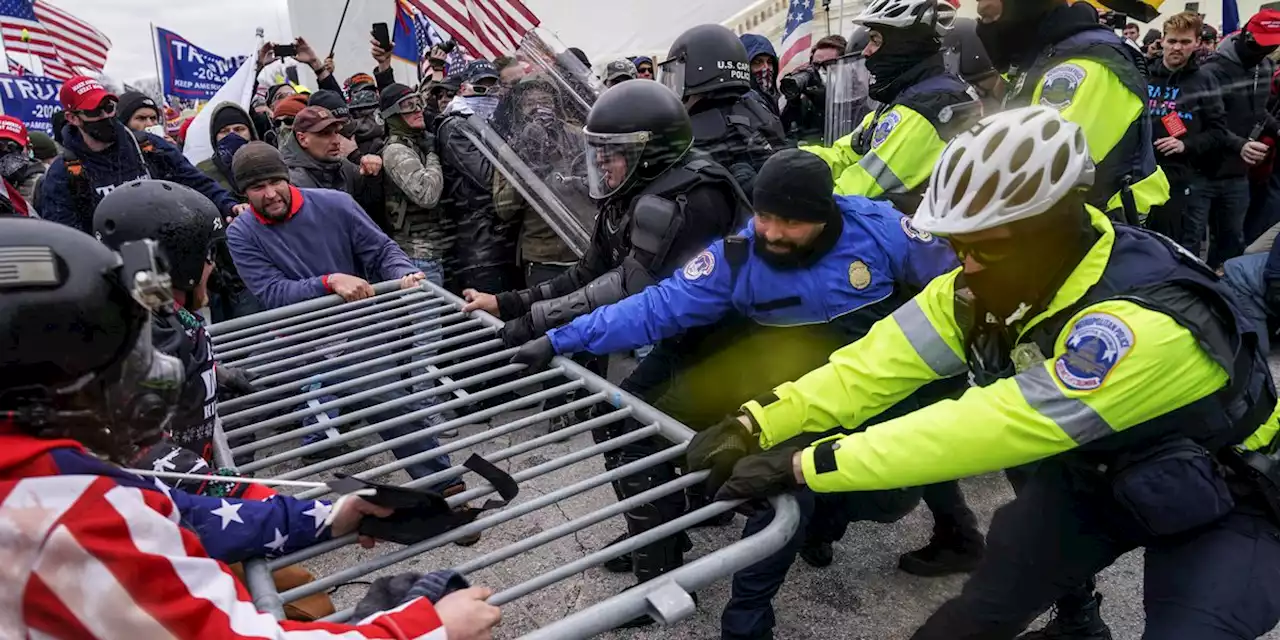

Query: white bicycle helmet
[913,106,1096,236]
[851,0,957,34]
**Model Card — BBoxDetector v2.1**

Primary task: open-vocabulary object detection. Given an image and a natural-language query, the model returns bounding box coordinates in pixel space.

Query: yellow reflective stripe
[891,298,967,377]
[1103,166,1171,215]
[1244,401,1280,451]
[857,151,907,194]
[1015,366,1115,445]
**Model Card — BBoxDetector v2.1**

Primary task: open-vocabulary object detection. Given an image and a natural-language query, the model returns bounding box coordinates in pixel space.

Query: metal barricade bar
[208,280,800,637]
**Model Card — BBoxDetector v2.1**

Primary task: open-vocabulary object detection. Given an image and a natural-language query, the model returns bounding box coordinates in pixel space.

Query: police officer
[976,0,1169,222]
[0,218,503,639]
[658,24,787,193]
[92,179,259,494]
[805,0,979,214]
[512,149,962,636]
[461,79,750,606]
[687,107,1280,640]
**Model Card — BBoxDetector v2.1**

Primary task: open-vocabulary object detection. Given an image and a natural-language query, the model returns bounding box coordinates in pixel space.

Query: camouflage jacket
[381,132,451,262]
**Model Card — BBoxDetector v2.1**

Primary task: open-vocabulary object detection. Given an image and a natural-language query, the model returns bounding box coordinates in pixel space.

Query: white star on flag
[151,477,173,499]
[302,501,333,533]
[264,527,289,553]
[210,499,244,530]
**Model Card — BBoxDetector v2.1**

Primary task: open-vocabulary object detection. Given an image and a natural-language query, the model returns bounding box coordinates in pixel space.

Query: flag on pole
[1224,0,1241,35]
[779,0,818,77]
[0,0,108,81]
[403,0,539,61]
[393,0,471,79]
[7,56,26,75]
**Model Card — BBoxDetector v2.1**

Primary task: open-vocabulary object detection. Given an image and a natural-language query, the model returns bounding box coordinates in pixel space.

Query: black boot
[897,523,985,577]
[1016,591,1113,640]
[798,538,834,568]
[602,531,693,574]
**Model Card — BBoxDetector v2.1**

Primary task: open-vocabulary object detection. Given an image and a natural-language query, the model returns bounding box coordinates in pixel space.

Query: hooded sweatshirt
[196,101,259,196]
[1145,55,1230,177]
[1201,33,1279,178]
[740,33,782,117]
[280,129,389,229]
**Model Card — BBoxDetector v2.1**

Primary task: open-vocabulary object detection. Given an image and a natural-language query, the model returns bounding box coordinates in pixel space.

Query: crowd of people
[8,0,1280,638]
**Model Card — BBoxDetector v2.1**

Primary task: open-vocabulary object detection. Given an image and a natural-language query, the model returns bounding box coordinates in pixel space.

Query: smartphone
[145,124,166,138]
[372,23,392,51]
[272,43,298,58]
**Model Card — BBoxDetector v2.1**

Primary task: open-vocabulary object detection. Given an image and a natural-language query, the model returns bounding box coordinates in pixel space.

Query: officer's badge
[849,261,872,290]
[682,250,716,281]
[938,105,953,124]
[1011,342,1046,373]
[900,216,934,243]
[871,111,901,148]
[1039,64,1086,110]
[1053,312,1134,391]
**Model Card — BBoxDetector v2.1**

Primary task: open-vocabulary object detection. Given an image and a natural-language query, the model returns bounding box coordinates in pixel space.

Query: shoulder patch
[900,216,934,243]
[682,250,716,281]
[849,260,872,290]
[1053,312,1134,391]
[1039,64,1087,110]
[871,111,901,148]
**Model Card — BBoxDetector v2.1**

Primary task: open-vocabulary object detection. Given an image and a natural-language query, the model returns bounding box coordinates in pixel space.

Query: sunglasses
[77,99,117,119]
[275,116,295,127]
[950,237,1022,265]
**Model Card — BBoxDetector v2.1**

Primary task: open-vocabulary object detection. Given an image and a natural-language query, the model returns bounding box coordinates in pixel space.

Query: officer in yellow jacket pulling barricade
[687,107,1280,640]
[802,0,984,213]
[976,0,1169,224]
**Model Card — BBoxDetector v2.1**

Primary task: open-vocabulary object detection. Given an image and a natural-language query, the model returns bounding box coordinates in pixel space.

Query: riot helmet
[94,180,223,295]
[659,24,752,99]
[583,80,692,199]
[0,218,185,462]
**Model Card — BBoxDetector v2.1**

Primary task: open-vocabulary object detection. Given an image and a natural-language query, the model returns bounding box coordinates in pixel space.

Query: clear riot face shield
[460,28,603,257]
[658,57,685,98]
[824,53,876,147]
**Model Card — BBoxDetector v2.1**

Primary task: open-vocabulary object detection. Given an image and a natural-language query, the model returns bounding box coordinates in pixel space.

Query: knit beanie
[232,141,290,190]
[211,106,254,137]
[116,91,160,124]
[753,149,839,223]
[308,90,351,120]
[272,94,309,120]
[28,131,57,160]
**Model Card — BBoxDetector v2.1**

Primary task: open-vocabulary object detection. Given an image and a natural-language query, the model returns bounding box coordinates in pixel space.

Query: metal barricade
[208,279,800,638]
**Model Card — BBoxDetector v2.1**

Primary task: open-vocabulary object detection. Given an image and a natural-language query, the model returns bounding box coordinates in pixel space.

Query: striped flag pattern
[779,0,817,77]
[0,0,108,81]
[405,0,539,61]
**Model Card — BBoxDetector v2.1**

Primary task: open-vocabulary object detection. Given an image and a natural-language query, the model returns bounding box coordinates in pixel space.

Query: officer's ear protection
[328,454,519,545]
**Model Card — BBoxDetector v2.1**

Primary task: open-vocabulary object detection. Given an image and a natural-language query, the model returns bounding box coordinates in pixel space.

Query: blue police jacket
[547,195,960,356]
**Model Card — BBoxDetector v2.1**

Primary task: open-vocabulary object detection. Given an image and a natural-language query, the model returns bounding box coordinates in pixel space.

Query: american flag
[6,55,25,75]
[404,0,540,61]
[0,0,108,81]
[779,0,818,77]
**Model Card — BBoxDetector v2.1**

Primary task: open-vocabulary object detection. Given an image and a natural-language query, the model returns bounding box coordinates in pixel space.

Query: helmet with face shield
[0,218,185,463]
[583,80,693,199]
[659,24,752,99]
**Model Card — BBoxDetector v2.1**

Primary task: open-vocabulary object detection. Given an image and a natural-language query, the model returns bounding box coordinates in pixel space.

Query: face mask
[216,132,249,167]
[459,95,500,121]
[961,211,1091,322]
[0,152,28,179]
[753,67,777,94]
[80,117,118,144]
[864,32,940,101]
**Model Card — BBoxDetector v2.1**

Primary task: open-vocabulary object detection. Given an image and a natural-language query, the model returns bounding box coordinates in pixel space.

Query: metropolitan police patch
[871,111,901,148]
[900,216,934,243]
[1039,64,1086,110]
[1053,313,1134,391]
[682,250,716,281]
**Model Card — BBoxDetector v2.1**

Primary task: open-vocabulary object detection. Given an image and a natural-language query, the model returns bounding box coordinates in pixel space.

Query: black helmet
[94,180,223,292]
[583,80,693,199]
[660,24,751,99]
[0,218,184,461]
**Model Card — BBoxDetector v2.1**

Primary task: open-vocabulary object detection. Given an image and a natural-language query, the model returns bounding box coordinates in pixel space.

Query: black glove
[511,336,555,370]
[416,131,437,157]
[498,315,537,347]
[714,446,802,501]
[1265,278,1280,318]
[686,415,761,493]
[216,364,258,399]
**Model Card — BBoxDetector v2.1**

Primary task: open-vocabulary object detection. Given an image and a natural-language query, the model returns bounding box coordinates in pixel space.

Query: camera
[780,66,824,100]
[1100,11,1128,31]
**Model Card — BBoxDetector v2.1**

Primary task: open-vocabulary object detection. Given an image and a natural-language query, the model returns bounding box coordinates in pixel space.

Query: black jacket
[436,112,519,275]
[280,132,389,228]
[1200,34,1278,178]
[1145,57,1230,177]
